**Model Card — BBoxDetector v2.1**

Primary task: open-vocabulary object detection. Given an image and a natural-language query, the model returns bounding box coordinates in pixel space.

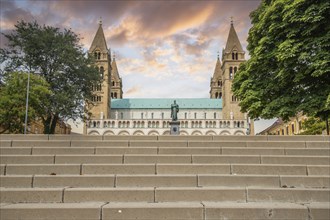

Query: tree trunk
[43,115,52,134]
[43,114,59,134]
[49,115,58,134]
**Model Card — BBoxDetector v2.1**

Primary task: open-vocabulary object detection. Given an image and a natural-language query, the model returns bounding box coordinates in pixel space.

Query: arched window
[215,92,218,98]
[141,113,143,119]
[114,92,117,99]
[219,92,222,99]
[229,67,233,79]
[151,113,154,119]
[184,113,187,119]
[218,80,222,87]
[112,81,115,86]
[97,52,101,60]
[111,92,113,98]
[204,113,207,119]
[232,52,235,60]
[214,112,217,119]
[100,66,104,79]
[194,113,197,119]
[235,53,238,60]
[234,67,237,73]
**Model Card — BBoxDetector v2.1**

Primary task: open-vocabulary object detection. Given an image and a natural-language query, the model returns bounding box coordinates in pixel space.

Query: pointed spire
[224,19,244,53]
[212,54,222,79]
[111,53,120,80]
[89,19,108,53]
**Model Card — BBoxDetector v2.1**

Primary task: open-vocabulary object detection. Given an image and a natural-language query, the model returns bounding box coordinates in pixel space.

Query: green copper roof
[111,98,222,109]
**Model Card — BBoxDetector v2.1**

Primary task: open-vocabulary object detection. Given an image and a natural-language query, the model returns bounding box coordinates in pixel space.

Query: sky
[1,0,274,133]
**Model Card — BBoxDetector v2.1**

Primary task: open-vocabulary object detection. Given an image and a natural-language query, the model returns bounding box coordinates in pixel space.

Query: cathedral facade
[86,21,253,136]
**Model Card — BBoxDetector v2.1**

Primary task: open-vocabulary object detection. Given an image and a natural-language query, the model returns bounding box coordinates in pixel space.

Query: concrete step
[2,147,329,157]
[2,202,329,220]
[3,163,329,176]
[54,155,124,164]
[5,164,81,175]
[102,202,203,220]
[0,188,63,203]
[96,147,158,155]
[0,202,104,220]
[1,202,328,220]
[203,202,327,220]
[2,174,329,189]
[3,140,329,149]
[2,187,328,203]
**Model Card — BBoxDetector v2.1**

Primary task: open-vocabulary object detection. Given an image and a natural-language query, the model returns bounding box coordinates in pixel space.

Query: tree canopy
[0,20,101,134]
[232,0,330,133]
[0,72,51,133]
[300,117,326,135]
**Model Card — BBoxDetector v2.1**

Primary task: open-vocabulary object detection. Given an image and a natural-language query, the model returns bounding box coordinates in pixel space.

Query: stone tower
[110,54,123,99]
[210,54,223,99]
[221,21,246,120]
[88,20,112,119]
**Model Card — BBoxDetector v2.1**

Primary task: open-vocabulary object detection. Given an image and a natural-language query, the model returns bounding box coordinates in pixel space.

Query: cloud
[1,0,261,98]
[125,86,142,96]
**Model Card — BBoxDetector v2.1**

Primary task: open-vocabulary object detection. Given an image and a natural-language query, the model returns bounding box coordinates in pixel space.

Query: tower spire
[89,19,108,53]
[224,20,244,53]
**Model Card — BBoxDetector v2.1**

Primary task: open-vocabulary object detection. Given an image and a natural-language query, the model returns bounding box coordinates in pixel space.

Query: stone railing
[86,119,249,136]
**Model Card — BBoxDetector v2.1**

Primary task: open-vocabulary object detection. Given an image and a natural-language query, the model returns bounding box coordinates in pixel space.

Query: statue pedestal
[170,121,180,135]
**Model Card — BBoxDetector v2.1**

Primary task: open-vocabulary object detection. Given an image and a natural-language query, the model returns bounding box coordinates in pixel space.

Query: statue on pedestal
[170,100,180,135]
[171,100,179,121]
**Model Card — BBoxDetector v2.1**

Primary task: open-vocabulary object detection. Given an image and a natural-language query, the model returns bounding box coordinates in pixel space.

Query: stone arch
[88,130,100,135]
[133,130,144,136]
[148,130,159,136]
[206,130,217,136]
[163,131,170,135]
[191,130,202,136]
[180,130,188,135]
[234,130,245,136]
[118,130,130,135]
[220,130,231,135]
[103,130,115,136]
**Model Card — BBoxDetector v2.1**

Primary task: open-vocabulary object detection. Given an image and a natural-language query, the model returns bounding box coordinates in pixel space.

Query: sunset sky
[1,0,275,133]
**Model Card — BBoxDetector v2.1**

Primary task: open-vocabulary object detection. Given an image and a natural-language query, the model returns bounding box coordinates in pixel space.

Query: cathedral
[85,20,254,136]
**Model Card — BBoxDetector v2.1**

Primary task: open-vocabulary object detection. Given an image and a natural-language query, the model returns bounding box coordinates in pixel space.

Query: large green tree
[0,72,51,134]
[300,117,326,135]
[0,21,101,134]
[232,0,330,134]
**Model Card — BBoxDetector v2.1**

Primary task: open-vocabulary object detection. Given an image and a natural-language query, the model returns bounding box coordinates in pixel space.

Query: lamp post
[24,72,31,134]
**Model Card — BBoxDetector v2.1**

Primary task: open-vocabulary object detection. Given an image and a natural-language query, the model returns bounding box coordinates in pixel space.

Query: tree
[300,117,326,135]
[0,20,101,134]
[232,0,330,134]
[0,72,51,133]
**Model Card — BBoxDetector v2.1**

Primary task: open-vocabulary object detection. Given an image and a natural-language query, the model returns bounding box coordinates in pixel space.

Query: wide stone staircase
[0,134,329,220]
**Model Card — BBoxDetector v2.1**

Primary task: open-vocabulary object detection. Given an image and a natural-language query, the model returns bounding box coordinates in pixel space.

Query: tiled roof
[111,98,222,109]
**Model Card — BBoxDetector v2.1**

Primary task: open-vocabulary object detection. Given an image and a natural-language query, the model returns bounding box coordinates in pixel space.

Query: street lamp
[24,72,31,134]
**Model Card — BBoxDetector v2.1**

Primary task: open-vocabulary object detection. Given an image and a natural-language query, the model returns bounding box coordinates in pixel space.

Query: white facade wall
[110,108,223,120]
